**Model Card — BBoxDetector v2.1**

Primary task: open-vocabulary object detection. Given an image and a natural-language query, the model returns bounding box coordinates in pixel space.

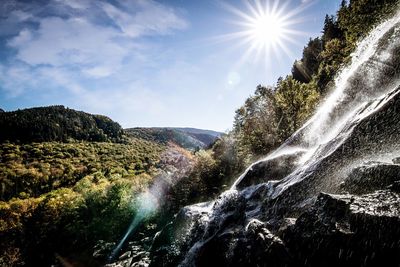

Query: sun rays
[218,0,310,68]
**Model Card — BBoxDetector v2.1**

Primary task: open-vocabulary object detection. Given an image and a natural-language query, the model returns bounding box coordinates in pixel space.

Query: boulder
[282,191,400,267]
[341,162,400,194]
[235,151,304,190]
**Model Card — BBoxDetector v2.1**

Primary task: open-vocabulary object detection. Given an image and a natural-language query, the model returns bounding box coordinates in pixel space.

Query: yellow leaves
[195,150,216,170]
[0,197,42,231]
[320,38,346,65]
[0,139,165,201]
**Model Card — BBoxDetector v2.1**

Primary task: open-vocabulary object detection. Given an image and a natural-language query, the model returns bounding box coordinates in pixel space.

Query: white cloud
[3,0,188,82]
[83,66,114,78]
[7,28,32,46]
[102,0,188,37]
[53,0,90,10]
[8,17,127,73]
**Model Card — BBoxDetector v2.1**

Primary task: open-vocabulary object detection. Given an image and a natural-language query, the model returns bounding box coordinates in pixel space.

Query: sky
[0,0,342,132]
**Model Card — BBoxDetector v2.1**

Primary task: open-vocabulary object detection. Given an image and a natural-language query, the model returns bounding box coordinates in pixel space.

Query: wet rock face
[282,191,400,267]
[151,191,292,267]
[151,186,400,267]
[103,241,150,267]
[147,86,400,266]
[341,162,400,194]
[193,219,292,267]
[235,151,304,190]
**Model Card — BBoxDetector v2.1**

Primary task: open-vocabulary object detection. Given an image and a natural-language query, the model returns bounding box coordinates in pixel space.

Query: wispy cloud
[102,0,187,37]
[0,0,188,97]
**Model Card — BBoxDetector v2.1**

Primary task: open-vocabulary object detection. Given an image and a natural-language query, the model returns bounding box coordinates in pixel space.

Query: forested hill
[0,106,124,143]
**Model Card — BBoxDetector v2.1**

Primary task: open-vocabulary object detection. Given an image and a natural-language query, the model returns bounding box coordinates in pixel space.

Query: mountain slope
[125,127,221,150]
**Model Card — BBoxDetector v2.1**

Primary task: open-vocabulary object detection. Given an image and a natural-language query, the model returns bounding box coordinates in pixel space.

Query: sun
[218,0,308,67]
[250,13,285,47]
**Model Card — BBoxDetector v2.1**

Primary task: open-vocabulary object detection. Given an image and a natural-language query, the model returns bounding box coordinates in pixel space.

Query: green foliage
[165,150,215,211]
[0,138,164,265]
[337,0,399,50]
[0,106,125,143]
[0,174,151,266]
[231,78,319,158]
[322,15,344,45]
[0,141,163,201]
[274,76,320,140]
[292,0,400,94]
[234,85,280,156]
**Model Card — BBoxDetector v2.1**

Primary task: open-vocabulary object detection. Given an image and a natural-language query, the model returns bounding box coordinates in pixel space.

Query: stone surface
[282,191,400,267]
[235,151,304,190]
[341,162,400,194]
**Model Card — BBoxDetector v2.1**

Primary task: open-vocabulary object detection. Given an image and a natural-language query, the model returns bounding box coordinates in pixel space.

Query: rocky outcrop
[100,240,150,267]
[150,169,400,266]
[282,191,400,267]
[234,150,305,190]
[341,162,400,194]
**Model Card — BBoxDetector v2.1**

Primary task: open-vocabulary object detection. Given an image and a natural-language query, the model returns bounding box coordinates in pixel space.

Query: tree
[274,76,320,140]
[322,15,343,46]
[233,85,280,156]
[292,38,323,82]
[316,38,347,92]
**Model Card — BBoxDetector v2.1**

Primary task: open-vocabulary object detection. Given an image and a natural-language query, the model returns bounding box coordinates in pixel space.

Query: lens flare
[108,190,159,261]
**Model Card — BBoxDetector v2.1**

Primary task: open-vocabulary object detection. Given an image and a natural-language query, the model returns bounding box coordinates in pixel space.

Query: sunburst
[218,0,310,68]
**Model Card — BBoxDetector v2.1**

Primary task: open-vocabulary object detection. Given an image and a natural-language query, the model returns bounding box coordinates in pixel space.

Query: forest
[1,0,399,266]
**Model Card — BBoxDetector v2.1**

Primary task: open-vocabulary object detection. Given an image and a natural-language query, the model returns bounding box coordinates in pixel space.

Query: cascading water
[153,9,400,267]
[232,10,400,190]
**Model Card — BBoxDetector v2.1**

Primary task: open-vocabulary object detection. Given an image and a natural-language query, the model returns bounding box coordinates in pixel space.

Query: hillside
[0,106,124,143]
[0,106,224,266]
[125,127,221,150]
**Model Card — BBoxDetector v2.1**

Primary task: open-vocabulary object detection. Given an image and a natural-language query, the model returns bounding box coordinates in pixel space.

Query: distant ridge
[125,127,222,150]
[0,105,222,149]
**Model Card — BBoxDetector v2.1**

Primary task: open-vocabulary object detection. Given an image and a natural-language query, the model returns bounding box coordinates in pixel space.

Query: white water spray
[303,11,400,147]
[232,10,400,189]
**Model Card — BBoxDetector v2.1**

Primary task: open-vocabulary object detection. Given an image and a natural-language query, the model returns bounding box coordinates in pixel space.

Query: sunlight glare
[251,13,284,47]
[218,0,308,68]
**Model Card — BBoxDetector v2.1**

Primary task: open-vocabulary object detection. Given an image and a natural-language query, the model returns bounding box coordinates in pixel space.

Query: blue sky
[0,0,341,132]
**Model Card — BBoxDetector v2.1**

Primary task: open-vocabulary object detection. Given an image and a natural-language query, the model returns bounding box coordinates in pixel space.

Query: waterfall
[151,9,400,267]
[232,10,400,190]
